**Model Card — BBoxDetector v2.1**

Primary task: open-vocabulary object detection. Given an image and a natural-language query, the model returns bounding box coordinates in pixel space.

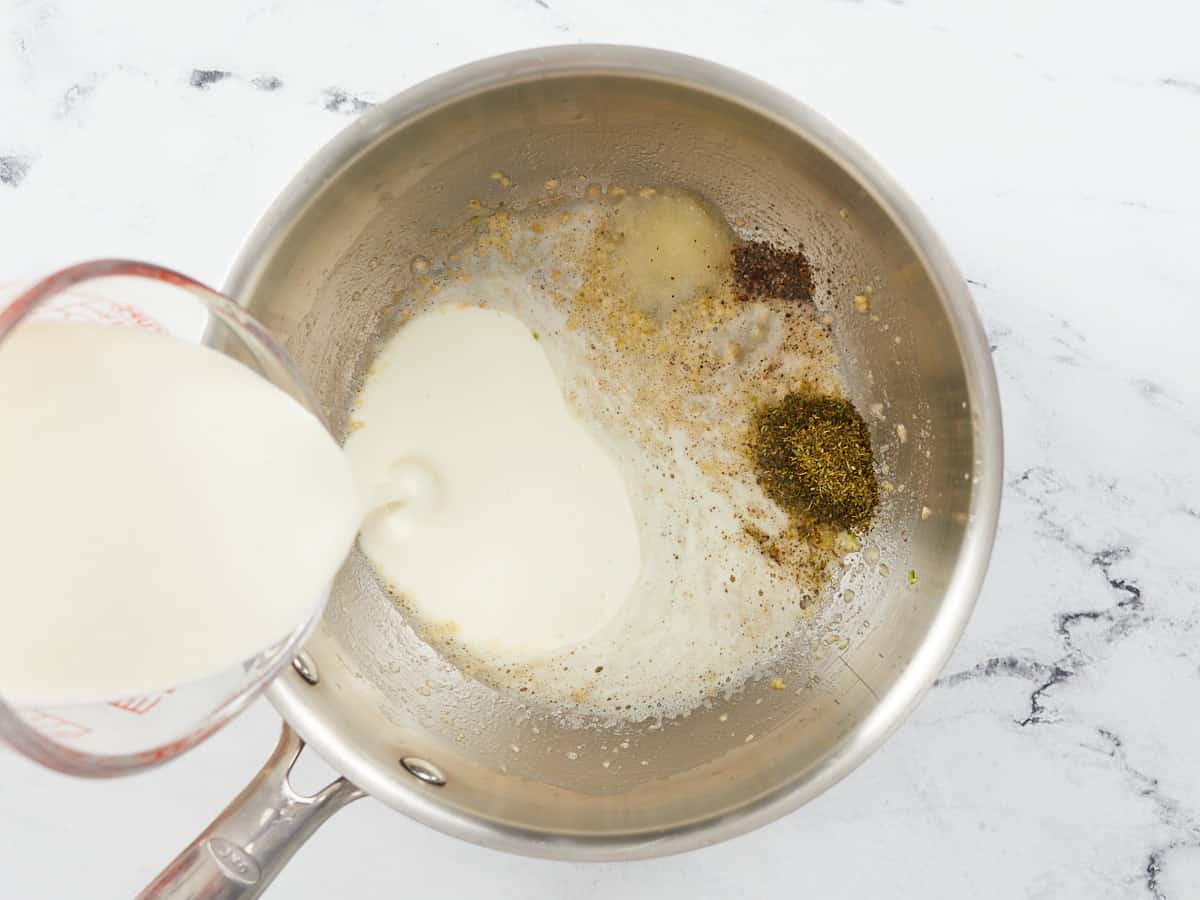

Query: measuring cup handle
[138,723,363,899]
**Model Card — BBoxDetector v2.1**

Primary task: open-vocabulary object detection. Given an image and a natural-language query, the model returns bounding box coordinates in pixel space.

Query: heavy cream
[345,304,641,660]
[0,321,361,706]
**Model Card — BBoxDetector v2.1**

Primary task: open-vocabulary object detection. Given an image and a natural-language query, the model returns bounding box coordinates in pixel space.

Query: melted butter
[608,190,734,320]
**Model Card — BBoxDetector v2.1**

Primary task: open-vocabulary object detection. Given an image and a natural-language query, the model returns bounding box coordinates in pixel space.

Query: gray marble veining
[2,1,1198,897]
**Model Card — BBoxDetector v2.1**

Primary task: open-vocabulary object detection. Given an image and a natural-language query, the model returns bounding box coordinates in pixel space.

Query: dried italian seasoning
[752,392,878,531]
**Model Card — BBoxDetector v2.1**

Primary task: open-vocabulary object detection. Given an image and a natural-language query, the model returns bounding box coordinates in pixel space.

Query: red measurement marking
[45,299,165,332]
[25,709,92,741]
[109,688,174,715]
[147,736,190,761]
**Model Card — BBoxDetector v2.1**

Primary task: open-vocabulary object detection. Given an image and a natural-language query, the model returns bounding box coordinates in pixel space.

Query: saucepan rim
[224,44,1003,861]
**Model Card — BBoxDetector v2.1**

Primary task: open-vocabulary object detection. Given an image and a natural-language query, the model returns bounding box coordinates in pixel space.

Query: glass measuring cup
[0,259,333,777]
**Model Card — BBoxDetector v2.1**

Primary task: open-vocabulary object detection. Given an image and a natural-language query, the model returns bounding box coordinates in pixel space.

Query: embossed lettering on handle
[205,838,262,886]
[139,724,362,899]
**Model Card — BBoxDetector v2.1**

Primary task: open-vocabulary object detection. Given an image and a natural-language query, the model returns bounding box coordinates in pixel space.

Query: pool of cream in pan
[344,189,856,724]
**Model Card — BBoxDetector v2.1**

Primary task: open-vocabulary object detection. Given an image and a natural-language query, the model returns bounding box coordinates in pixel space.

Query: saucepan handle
[138,723,363,899]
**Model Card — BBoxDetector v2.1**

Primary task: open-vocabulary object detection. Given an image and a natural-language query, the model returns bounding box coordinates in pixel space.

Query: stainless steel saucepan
[143,45,1002,898]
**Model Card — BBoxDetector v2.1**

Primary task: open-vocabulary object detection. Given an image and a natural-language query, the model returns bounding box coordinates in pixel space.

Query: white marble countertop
[3,2,1199,897]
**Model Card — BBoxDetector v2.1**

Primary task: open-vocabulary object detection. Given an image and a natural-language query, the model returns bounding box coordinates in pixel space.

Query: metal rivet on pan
[400,757,447,786]
[291,651,319,685]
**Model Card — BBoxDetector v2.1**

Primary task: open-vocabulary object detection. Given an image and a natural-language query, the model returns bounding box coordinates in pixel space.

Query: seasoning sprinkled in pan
[751,392,878,531]
[733,241,815,302]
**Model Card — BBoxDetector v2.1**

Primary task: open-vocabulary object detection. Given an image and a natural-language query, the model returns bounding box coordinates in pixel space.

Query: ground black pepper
[732,241,815,302]
[751,392,878,531]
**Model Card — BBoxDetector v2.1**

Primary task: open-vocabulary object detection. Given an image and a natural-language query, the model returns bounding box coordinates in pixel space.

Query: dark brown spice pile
[751,393,878,531]
[732,241,815,302]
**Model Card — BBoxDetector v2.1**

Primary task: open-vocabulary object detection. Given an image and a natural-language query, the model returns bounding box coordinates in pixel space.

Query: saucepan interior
[226,47,1000,859]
